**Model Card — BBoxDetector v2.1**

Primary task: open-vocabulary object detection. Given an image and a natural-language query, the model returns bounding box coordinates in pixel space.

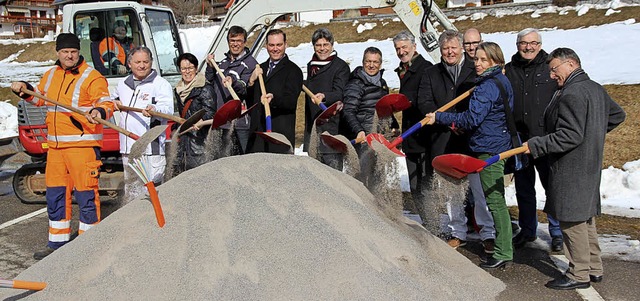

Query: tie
[268,61,275,76]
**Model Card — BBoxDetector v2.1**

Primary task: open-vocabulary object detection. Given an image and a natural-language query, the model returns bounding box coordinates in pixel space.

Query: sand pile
[1,154,504,300]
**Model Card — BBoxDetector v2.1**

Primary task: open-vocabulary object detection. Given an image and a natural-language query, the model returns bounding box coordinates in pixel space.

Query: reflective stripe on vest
[42,66,56,92]
[47,106,94,113]
[48,134,103,142]
[72,67,94,108]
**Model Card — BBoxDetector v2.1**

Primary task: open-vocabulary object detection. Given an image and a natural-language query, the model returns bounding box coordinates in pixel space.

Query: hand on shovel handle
[302,85,328,110]
[386,87,476,150]
[118,104,185,123]
[20,88,139,140]
[208,57,241,100]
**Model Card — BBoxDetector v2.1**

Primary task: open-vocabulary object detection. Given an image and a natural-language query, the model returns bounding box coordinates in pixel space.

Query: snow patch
[356,22,377,33]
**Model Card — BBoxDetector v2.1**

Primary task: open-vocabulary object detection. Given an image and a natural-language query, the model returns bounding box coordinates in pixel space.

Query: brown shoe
[447,237,467,249]
[482,239,495,254]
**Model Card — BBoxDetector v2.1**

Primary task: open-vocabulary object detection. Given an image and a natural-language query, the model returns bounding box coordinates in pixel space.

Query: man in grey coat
[525,48,625,290]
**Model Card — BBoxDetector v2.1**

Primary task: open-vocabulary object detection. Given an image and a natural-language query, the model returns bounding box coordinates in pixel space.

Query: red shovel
[375,93,411,118]
[255,73,292,148]
[301,84,342,124]
[432,146,528,179]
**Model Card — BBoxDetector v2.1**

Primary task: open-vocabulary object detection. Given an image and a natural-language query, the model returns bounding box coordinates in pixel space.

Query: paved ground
[1,169,639,300]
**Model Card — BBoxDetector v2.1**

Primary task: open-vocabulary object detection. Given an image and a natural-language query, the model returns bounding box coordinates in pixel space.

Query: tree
[162,0,211,24]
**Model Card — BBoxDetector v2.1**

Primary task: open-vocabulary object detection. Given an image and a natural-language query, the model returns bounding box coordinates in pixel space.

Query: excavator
[12,0,456,203]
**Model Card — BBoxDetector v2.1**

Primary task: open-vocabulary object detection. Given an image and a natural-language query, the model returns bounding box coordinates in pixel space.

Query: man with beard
[303,28,350,170]
[206,25,258,154]
[246,29,303,154]
[505,28,563,251]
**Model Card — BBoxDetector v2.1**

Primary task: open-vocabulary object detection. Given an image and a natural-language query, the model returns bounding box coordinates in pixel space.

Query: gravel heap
[2,154,504,300]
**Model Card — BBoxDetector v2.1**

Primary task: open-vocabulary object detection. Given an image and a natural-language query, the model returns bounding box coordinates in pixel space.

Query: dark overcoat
[505,50,557,140]
[395,54,433,153]
[416,54,476,160]
[302,56,350,153]
[528,70,625,222]
[247,55,303,154]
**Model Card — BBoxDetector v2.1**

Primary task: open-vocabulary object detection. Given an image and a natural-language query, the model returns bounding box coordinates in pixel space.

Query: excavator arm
[206,0,455,64]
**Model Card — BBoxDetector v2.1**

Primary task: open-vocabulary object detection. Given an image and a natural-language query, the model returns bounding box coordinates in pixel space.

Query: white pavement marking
[0,208,46,230]
[550,254,606,301]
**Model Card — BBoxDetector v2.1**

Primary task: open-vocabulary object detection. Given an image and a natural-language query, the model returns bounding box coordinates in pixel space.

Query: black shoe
[33,247,56,260]
[545,275,590,290]
[513,232,536,248]
[590,275,603,283]
[551,237,563,252]
[479,257,511,269]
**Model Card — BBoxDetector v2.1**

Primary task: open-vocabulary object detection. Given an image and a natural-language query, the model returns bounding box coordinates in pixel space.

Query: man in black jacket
[392,30,432,204]
[505,28,563,251]
[205,25,258,154]
[303,28,350,170]
[247,29,303,154]
[342,47,390,142]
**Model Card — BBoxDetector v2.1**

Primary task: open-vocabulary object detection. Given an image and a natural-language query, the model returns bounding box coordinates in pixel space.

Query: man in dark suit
[247,29,303,154]
[392,30,433,205]
[303,28,350,170]
[417,30,495,252]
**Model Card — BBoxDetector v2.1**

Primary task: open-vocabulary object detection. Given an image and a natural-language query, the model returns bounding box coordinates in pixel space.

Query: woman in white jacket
[112,46,174,204]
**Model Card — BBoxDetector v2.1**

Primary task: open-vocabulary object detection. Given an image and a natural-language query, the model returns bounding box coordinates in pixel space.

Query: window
[74,9,141,77]
[145,9,181,76]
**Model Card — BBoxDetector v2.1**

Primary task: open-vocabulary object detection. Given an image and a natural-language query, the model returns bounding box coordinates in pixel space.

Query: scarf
[309,51,337,76]
[361,68,382,87]
[175,72,206,103]
[395,53,419,79]
[443,55,465,84]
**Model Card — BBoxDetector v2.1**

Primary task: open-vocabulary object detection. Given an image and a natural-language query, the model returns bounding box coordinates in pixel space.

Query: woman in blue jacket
[426,42,513,269]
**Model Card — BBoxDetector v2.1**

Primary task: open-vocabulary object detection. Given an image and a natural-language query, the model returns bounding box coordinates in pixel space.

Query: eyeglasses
[463,41,481,47]
[180,66,195,72]
[517,41,541,47]
[549,60,569,73]
[228,38,245,44]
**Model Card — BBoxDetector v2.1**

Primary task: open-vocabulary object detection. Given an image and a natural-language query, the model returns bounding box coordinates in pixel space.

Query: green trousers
[478,154,513,261]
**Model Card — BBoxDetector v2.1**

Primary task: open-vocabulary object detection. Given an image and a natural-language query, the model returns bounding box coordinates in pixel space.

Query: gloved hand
[116,65,127,75]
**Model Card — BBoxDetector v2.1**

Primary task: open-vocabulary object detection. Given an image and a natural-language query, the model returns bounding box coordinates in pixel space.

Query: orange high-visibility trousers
[45,147,102,249]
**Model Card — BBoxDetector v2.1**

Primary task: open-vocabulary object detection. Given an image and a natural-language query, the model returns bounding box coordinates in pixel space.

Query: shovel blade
[320,132,349,153]
[315,101,342,125]
[256,131,292,148]
[365,133,404,157]
[375,94,410,118]
[129,124,169,159]
[212,99,242,129]
[431,153,487,179]
[178,109,207,133]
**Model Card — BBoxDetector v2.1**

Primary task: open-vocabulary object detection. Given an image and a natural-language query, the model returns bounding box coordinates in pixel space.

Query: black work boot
[33,246,56,260]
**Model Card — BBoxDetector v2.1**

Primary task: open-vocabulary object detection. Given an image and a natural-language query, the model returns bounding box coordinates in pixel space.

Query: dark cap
[56,33,80,51]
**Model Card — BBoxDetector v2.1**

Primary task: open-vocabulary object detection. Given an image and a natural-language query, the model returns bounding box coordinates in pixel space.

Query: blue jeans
[514,155,562,238]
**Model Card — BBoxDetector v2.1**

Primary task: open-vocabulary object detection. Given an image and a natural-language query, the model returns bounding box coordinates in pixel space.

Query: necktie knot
[268,61,276,75]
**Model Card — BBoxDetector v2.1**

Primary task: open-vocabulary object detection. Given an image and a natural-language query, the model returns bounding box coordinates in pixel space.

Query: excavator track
[12,162,47,204]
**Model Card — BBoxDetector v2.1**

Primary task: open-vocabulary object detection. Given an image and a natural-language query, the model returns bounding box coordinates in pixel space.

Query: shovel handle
[21,88,139,140]
[178,119,213,136]
[302,84,326,109]
[387,87,476,149]
[118,105,185,123]
[258,74,271,131]
[483,145,528,167]
[0,279,47,291]
[209,58,241,100]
